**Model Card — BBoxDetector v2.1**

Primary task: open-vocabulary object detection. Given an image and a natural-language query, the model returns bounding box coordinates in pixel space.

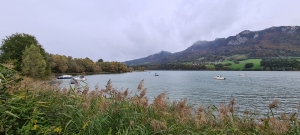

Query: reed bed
[1,78,300,135]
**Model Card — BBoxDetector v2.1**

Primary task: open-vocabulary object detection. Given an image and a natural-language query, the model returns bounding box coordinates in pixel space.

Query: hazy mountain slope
[124,51,172,66]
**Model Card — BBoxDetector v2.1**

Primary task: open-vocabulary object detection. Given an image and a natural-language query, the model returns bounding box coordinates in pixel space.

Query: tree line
[48,54,132,74]
[0,33,131,79]
[260,58,300,71]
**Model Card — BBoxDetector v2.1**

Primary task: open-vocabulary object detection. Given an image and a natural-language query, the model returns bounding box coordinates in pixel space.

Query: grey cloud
[1,0,300,62]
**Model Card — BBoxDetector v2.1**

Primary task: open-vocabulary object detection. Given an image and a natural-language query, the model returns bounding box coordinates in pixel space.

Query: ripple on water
[60,71,300,115]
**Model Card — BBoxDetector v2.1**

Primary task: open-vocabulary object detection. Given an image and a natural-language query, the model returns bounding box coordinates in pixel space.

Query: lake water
[60,71,300,115]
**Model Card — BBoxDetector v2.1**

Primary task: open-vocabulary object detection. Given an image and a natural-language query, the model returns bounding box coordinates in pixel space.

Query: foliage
[97,58,103,63]
[260,58,300,71]
[0,33,51,77]
[48,54,129,74]
[135,66,145,71]
[0,63,22,101]
[21,44,47,79]
[224,63,232,66]
[51,54,68,73]
[0,63,23,134]
[244,62,254,68]
[222,59,263,70]
[1,78,300,134]
[214,63,225,70]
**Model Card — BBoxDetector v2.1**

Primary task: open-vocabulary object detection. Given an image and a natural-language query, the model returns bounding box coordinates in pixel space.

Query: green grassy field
[205,64,215,69]
[222,59,263,70]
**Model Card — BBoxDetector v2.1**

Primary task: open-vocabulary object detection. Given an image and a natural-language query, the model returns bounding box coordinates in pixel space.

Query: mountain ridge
[124,26,300,66]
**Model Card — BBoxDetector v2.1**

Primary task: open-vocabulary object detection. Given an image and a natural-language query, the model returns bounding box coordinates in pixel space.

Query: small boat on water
[57,75,72,79]
[155,73,159,76]
[72,75,87,81]
[239,74,247,76]
[214,75,225,80]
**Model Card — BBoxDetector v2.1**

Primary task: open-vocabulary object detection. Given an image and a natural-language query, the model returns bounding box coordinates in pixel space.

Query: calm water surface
[61,71,300,114]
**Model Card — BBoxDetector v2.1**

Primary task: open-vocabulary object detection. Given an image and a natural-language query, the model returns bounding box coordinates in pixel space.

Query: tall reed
[1,77,300,134]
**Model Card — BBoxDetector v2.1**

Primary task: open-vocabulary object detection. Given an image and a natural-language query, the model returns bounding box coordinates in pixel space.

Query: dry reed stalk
[131,95,148,109]
[82,102,89,110]
[139,88,147,98]
[94,84,99,91]
[269,99,280,109]
[219,103,228,121]
[194,105,207,125]
[150,119,167,132]
[130,120,134,126]
[289,112,297,121]
[115,91,121,101]
[98,97,110,113]
[106,79,112,91]
[101,88,109,93]
[152,93,167,112]
[123,88,128,98]
[76,90,82,95]
[243,110,251,115]
[195,112,207,127]
[197,105,204,113]
[228,96,236,113]
[139,97,148,108]
[280,113,289,120]
[62,88,68,93]
[137,79,144,91]
[82,86,89,96]
[174,99,191,124]
[89,90,96,98]
[269,117,290,134]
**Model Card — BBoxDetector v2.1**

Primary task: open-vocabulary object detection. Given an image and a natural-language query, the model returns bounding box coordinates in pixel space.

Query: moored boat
[72,75,87,81]
[57,75,72,79]
[214,75,225,80]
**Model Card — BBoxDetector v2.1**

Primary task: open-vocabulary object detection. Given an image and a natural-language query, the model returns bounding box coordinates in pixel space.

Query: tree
[97,58,103,63]
[21,44,47,78]
[244,63,254,68]
[0,33,51,76]
[52,55,68,73]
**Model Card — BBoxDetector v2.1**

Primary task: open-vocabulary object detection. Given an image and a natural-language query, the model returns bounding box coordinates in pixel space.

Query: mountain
[124,26,300,66]
[124,51,172,66]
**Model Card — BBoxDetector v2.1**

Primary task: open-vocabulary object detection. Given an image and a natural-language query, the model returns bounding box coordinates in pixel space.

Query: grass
[1,64,300,134]
[222,59,263,70]
[226,54,248,61]
[205,64,215,69]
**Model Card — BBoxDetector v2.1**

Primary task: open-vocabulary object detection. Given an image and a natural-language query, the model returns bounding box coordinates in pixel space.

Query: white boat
[239,74,247,76]
[72,75,87,81]
[155,73,159,76]
[214,75,225,80]
[57,75,72,79]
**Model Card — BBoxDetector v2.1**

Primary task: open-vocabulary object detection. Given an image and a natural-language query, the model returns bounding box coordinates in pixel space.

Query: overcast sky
[1,0,300,62]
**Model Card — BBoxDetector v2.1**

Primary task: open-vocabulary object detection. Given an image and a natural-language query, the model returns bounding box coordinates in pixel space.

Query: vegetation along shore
[1,64,300,134]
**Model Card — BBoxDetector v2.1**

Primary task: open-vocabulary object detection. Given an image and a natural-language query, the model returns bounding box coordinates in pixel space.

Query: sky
[1,0,300,62]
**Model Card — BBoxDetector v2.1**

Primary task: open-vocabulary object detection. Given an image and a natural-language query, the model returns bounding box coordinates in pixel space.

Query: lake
[60,71,300,115]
